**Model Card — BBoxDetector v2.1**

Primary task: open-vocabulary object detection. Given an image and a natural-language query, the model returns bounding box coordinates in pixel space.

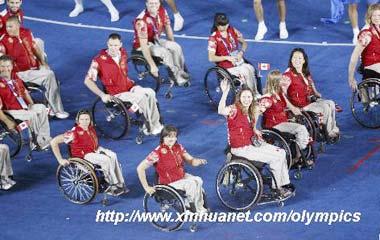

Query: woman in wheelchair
[259,70,312,166]
[137,125,208,213]
[283,48,340,142]
[348,4,380,91]
[208,13,257,92]
[51,110,127,196]
[218,79,294,198]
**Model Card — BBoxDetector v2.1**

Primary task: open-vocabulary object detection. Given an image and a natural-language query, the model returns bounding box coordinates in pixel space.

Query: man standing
[0,16,69,119]
[0,55,51,149]
[84,33,163,135]
[133,0,189,86]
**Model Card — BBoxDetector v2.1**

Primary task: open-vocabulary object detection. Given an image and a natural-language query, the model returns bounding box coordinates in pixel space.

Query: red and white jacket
[358,25,380,67]
[261,94,288,129]
[283,69,315,108]
[227,104,256,148]
[64,125,99,159]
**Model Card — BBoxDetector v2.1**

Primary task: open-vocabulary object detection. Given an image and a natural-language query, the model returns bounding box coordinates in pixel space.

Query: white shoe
[255,23,267,41]
[173,13,184,32]
[0,0,5,5]
[0,178,15,190]
[110,10,119,22]
[5,178,16,186]
[69,5,84,17]
[151,124,164,135]
[279,22,289,39]
[55,111,69,119]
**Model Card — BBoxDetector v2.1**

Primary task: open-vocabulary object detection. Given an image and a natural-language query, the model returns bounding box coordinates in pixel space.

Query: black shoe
[281,183,295,192]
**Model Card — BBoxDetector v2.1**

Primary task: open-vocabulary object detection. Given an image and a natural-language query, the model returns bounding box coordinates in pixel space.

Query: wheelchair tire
[143,184,186,232]
[0,118,22,158]
[128,55,160,93]
[261,129,293,169]
[92,97,130,140]
[56,158,99,204]
[351,78,380,128]
[204,66,237,109]
[216,159,263,211]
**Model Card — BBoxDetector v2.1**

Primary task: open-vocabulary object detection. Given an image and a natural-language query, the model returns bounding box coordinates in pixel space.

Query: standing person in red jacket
[0,16,68,119]
[133,0,189,86]
[260,70,310,155]
[283,48,339,139]
[218,79,294,197]
[208,13,257,92]
[84,33,163,135]
[137,125,208,213]
[348,4,380,90]
[50,110,127,196]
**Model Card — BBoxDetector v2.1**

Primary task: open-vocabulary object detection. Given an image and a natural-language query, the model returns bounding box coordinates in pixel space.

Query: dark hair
[75,109,93,126]
[211,13,229,33]
[6,15,20,25]
[0,55,13,63]
[159,125,178,144]
[288,48,311,77]
[108,33,121,41]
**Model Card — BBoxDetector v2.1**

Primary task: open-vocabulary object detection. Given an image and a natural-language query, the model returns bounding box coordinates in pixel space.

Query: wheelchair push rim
[204,67,237,109]
[351,78,380,129]
[216,159,263,211]
[261,129,293,169]
[92,97,130,140]
[143,185,186,232]
[127,55,160,93]
[56,158,99,204]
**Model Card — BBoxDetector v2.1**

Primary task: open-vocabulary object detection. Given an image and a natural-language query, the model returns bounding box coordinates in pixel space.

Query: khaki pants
[274,122,309,150]
[7,104,51,147]
[0,144,13,178]
[84,146,125,187]
[115,86,161,131]
[169,173,206,213]
[227,63,257,93]
[231,143,290,188]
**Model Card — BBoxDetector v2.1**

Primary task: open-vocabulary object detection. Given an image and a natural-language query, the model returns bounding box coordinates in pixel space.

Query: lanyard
[219,30,237,55]
[1,78,28,109]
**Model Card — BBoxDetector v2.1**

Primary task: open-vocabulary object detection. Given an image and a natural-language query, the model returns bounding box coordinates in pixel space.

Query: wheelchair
[91,96,148,144]
[56,157,111,205]
[143,179,208,232]
[350,74,380,128]
[128,49,191,99]
[0,112,47,161]
[0,115,22,158]
[204,60,262,109]
[216,150,295,212]
[261,128,316,180]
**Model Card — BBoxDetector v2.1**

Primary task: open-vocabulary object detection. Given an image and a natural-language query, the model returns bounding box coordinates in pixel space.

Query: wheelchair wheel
[351,78,380,128]
[204,66,237,109]
[143,185,186,232]
[128,54,160,92]
[0,119,22,158]
[216,159,263,211]
[261,129,293,169]
[92,97,130,140]
[300,111,321,142]
[56,158,99,204]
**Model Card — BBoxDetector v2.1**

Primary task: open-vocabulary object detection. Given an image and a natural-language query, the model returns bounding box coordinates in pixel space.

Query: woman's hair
[210,12,229,33]
[366,3,380,25]
[75,109,93,126]
[234,87,257,123]
[288,47,311,77]
[265,70,282,95]
[159,125,178,144]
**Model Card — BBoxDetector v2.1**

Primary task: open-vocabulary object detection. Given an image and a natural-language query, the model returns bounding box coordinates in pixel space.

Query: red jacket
[68,125,99,159]
[0,28,39,72]
[0,8,24,36]
[283,70,314,108]
[133,6,169,49]
[94,48,134,95]
[153,143,186,185]
[209,26,240,69]
[227,104,255,148]
[361,25,380,67]
[0,76,29,110]
[262,94,288,129]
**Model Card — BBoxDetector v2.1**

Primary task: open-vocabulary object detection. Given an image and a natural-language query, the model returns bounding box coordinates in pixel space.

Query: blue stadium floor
[1,0,380,239]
